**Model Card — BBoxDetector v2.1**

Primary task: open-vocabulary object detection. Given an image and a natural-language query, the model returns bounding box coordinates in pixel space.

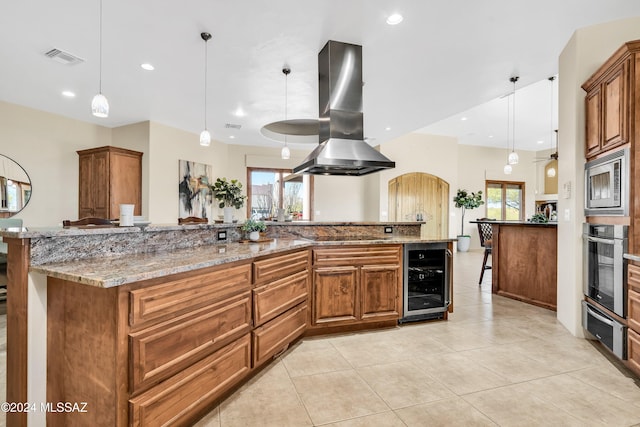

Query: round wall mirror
[1,154,31,218]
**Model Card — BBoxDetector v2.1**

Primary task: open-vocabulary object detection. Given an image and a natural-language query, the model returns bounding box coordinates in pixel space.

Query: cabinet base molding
[304,319,398,337]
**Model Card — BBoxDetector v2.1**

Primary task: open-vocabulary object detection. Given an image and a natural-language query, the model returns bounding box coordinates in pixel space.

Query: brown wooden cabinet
[627,263,640,377]
[77,146,143,219]
[310,245,401,330]
[129,334,252,427]
[47,260,253,427]
[583,59,630,158]
[251,250,310,367]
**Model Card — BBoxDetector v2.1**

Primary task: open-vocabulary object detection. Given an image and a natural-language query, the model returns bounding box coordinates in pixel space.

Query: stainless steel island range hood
[293,40,395,176]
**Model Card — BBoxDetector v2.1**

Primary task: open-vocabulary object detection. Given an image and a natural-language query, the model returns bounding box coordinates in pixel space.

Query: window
[247,168,313,220]
[485,180,525,221]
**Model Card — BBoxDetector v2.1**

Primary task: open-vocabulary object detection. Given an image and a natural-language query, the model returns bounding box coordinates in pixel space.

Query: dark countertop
[470,220,557,226]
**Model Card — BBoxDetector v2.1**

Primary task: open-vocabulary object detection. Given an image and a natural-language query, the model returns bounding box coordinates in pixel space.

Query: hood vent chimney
[293,40,395,176]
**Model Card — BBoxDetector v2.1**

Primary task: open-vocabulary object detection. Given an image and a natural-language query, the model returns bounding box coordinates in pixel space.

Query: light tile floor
[1,251,640,426]
[194,250,640,427]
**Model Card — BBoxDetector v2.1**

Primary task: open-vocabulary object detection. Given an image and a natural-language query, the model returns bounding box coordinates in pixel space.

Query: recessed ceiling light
[229,135,235,139]
[488,135,494,138]
[385,127,391,131]
[537,140,544,144]
[234,107,245,117]
[386,13,403,25]
[140,63,155,71]
[461,117,468,121]
[62,90,76,98]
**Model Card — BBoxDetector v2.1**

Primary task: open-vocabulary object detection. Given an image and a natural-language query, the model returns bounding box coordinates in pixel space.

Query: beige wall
[112,122,151,218]
[0,101,111,227]
[379,133,541,248]
[147,122,229,224]
[558,16,640,335]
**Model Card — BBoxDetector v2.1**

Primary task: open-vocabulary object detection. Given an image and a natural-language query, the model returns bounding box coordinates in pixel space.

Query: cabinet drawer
[129,334,251,427]
[129,262,251,329]
[253,250,309,285]
[253,270,308,327]
[628,264,640,293]
[629,288,640,333]
[313,245,401,267]
[628,328,640,377]
[129,291,251,393]
[252,302,307,368]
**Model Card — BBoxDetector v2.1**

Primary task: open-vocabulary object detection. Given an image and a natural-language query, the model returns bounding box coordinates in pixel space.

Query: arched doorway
[388,172,449,238]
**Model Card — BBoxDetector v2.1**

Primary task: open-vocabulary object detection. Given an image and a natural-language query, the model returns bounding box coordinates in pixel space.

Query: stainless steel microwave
[584,147,629,216]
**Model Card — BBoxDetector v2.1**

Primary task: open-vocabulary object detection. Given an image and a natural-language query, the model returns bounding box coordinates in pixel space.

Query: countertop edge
[28,238,454,288]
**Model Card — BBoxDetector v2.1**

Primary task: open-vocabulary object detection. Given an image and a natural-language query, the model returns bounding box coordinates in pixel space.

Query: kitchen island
[489,221,557,310]
[1,221,453,427]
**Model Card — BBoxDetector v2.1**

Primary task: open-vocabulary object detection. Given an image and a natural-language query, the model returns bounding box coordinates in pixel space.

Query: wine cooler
[400,243,451,323]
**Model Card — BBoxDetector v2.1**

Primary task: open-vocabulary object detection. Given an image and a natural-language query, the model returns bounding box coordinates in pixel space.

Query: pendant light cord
[283,67,291,146]
[549,76,555,151]
[511,77,518,154]
[98,0,103,94]
[506,92,511,161]
[203,37,208,130]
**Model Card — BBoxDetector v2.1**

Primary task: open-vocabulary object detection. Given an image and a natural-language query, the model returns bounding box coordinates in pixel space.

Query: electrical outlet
[217,230,227,240]
[384,226,393,234]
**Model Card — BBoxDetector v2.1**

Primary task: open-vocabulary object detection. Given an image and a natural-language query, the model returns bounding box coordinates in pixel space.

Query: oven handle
[583,235,615,245]
[585,304,614,326]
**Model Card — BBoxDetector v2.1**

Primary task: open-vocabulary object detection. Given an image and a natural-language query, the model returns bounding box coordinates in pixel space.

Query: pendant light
[507,76,519,165]
[503,89,512,175]
[199,32,212,147]
[281,67,291,160]
[91,0,109,118]
[546,76,557,178]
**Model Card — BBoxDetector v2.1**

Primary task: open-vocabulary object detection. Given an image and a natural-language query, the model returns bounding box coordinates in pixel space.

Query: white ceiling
[1,1,640,153]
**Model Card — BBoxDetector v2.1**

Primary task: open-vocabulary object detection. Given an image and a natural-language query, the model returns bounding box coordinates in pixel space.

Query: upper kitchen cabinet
[582,40,640,159]
[77,146,142,219]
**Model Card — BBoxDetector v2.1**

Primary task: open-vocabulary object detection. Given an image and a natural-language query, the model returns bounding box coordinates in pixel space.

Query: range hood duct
[293,40,395,176]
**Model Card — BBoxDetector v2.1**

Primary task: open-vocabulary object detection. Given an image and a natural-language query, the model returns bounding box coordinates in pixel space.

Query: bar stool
[476,218,494,285]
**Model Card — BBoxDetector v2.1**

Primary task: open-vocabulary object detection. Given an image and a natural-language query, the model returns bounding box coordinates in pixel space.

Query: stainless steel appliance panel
[401,243,451,323]
[584,147,629,216]
[582,223,627,317]
[582,301,627,359]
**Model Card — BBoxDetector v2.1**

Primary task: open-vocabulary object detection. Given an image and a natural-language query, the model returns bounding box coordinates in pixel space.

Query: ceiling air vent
[44,48,85,65]
[225,123,242,130]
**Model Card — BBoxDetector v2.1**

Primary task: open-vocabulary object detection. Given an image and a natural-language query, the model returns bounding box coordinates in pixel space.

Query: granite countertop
[31,238,312,288]
[0,221,425,239]
[469,220,557,226]
[30,236,454,288]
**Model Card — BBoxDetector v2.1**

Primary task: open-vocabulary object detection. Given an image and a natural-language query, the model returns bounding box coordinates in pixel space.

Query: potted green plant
[453,189,484,252]
[209,178,246,223]
[241,218,267,241]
